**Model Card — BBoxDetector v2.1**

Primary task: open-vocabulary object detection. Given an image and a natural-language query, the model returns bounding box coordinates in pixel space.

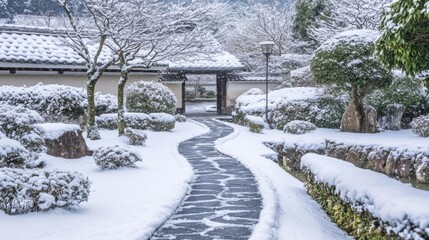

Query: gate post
[216,73,227,115]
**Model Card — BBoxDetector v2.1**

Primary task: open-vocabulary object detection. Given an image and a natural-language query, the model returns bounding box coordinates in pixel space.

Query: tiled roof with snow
[0,27,244,72]
[162,51,244,72]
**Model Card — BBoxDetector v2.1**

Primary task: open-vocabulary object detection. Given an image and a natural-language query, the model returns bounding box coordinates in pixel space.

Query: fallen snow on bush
[411,115,429,137]
[283,120,317,134]
[0,120,209,240]
[0,138,30,168]
[94,145,142,170]
[301,153,429,239]
[96,113,151,130]
[0,168,90,215]
[34,123,81,140]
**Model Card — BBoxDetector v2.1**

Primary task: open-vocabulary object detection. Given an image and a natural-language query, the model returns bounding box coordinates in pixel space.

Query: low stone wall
[266,140,429,184]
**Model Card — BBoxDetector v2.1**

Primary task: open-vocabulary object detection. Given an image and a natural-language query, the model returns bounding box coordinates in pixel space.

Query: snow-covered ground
[185,101,217,115]
[0,121,209,240]
[214,120,352,240]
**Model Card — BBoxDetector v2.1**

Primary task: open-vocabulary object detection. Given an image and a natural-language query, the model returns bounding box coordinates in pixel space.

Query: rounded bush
[243,88,264,96]
[245,115,265,133]
[0,84,117,123]
[411,115,429,137]
[0,104,44,138]
[0,138,30,168]
[283,120,317,135]
[125,128,147,145]
[93,145,142,169]
[126,81,177,114]
[149,113,176,131]
[0,168,91,215]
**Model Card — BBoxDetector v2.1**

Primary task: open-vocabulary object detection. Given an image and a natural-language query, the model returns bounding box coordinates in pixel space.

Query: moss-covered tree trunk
[86,82,99,139]
[118,69,128,136]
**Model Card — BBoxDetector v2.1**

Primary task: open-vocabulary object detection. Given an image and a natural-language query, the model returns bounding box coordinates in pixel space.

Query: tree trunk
[352,84,364,132]
[86,83,98,139]
[118,70,128,136]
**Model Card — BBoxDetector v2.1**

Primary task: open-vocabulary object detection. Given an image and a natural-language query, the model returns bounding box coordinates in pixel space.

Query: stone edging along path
[151,119,263,240]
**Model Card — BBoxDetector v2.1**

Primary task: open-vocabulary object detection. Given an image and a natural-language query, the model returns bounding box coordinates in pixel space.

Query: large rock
[385,104,404,131]
[34,123,92,159]
[341,102,379,133]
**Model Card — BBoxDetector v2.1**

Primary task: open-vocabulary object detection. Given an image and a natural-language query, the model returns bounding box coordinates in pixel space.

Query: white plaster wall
[0,70,183,108]
[226,81,280,107]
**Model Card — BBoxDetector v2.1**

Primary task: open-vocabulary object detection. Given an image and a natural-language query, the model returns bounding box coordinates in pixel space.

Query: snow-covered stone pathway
[151,119,262,240]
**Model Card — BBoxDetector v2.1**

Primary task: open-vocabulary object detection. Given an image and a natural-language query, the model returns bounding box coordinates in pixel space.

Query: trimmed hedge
[149,113,175,132]
[0,168,91,215]
[96,113,151,130]
[304,172,398,239]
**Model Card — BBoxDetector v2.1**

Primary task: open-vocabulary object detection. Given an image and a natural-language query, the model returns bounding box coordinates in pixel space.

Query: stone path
[151,119,262,240]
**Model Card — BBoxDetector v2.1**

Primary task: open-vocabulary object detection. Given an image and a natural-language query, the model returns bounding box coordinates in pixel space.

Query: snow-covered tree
[294,0,389,47]
[311,30,393,133]
[58,0,117,139]
[100,0,219,135]
[222,2,295,73]
[376,0,429,90]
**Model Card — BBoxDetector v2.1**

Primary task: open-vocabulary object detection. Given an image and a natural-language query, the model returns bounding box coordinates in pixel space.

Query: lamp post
[259,41,275,123]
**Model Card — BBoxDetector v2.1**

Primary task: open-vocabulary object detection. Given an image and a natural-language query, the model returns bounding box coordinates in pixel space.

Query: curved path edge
[151,118,263,240]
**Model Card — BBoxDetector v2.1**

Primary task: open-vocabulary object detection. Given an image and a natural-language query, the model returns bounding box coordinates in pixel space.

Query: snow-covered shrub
[366,76,429,125]
[290,66,315,87]
[411,115,429,137]
[301,153,429,240]
[245,115,264,133]
[0,168,91,215]
[175,114,187,122]
[233,87,347,129]
[94,92,118,115]
[0,138,30,168]
[0,84,118,123]
[242,88,264,96]
[311,30,393,133]
[124,128,147,145]
[87,125,100,140]
[93,145,142,170]
[96,113,151,130]
[0,104,44,138]
[149,113,176,131]
[19,131,46,162]
[283,120,317,134]
[126,81,177,114]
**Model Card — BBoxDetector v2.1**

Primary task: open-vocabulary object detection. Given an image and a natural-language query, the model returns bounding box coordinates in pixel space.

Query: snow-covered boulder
[301,153,429,240]
[124,128,147,145]
[411,115,429,137]
[34,123,91,159]
[0,168,91,215]
[149,113,176,132]
[283,120,317,135]
[93,145,142,170]
[126,81,177,115]
[96,113,151,130]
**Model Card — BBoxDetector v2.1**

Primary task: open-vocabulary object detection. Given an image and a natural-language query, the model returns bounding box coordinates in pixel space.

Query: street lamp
[259,41,275,123]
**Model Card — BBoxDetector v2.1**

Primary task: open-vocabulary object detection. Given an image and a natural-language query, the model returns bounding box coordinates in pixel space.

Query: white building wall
[0,71,183,109]
[226,81,280,108]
